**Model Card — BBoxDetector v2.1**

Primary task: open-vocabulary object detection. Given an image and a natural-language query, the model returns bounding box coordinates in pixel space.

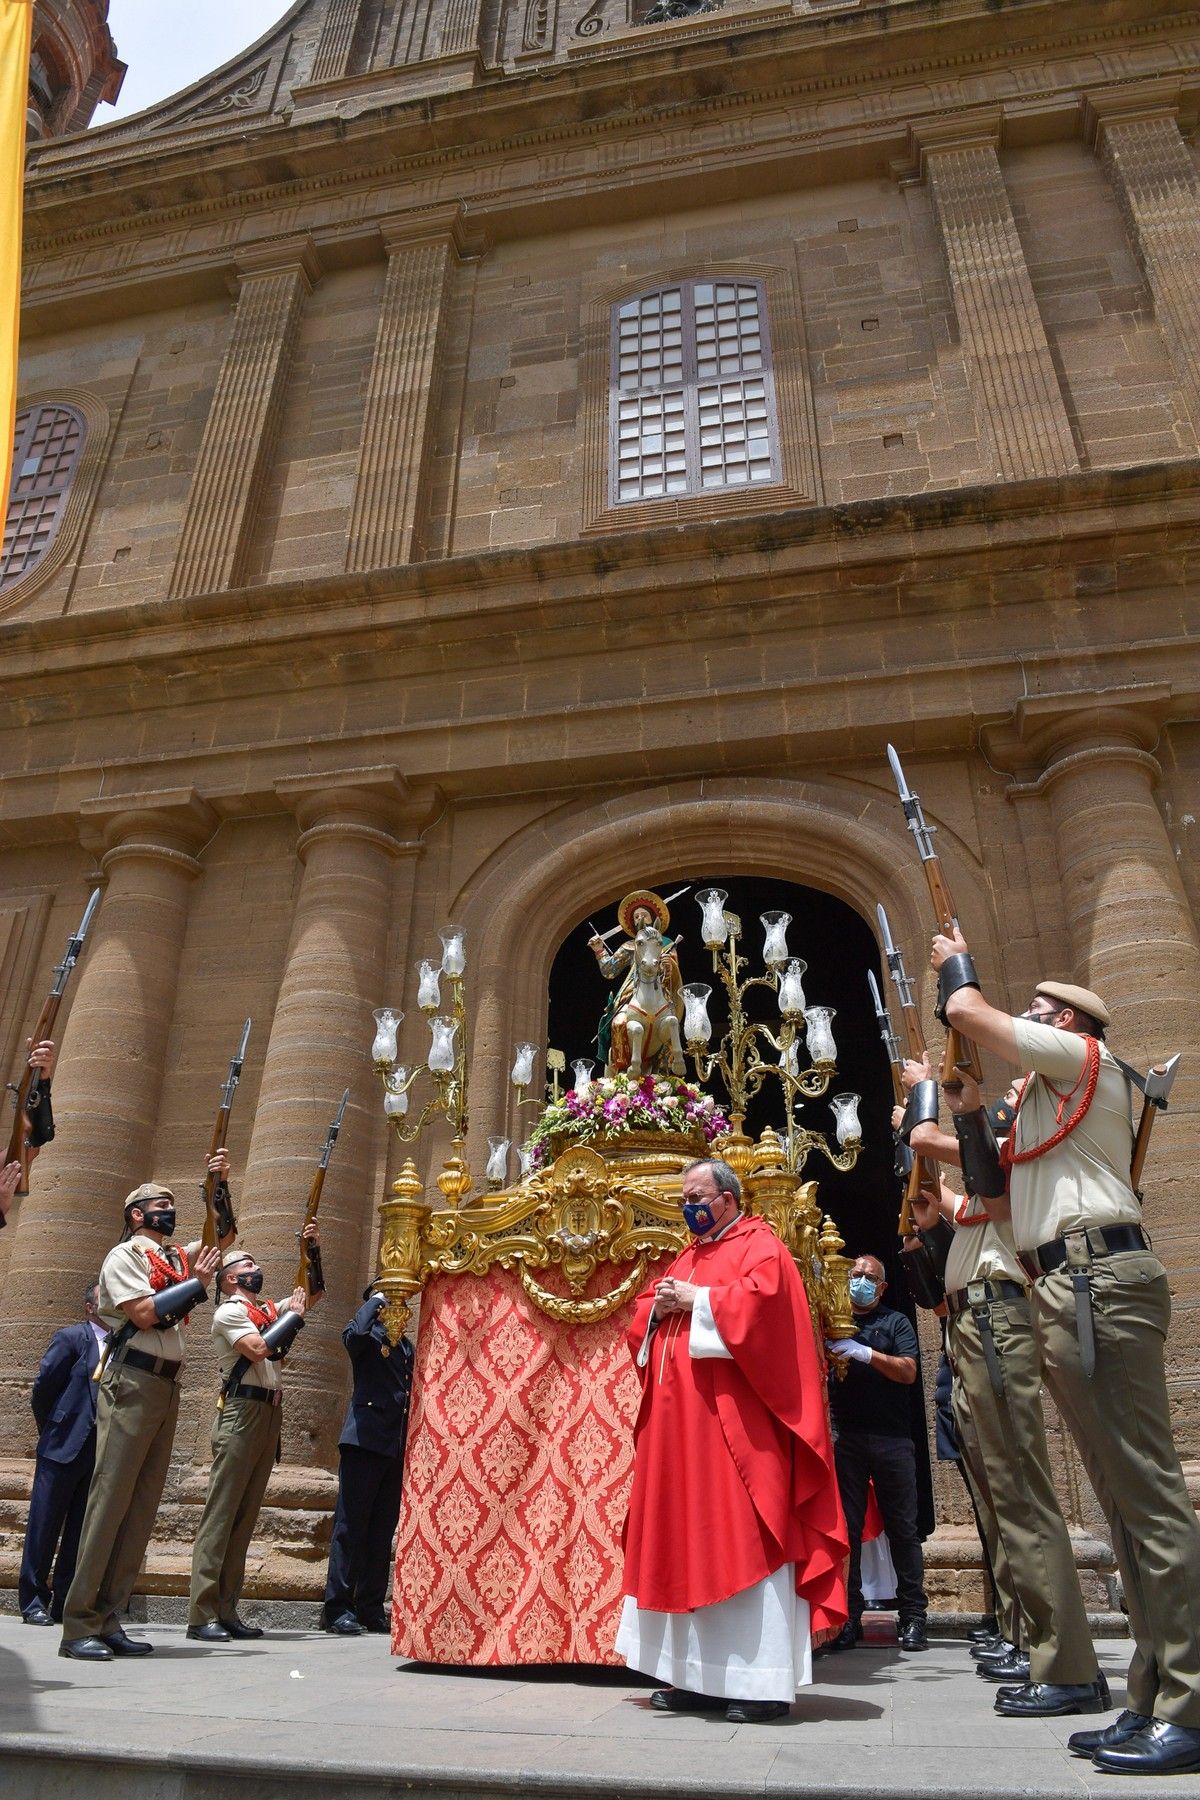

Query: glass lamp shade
[805,1006,837,1065]
[439,927,466,978]
[681,982,713,1045]
[777,958,808,1017]
[760,910,792,970]
[383,1068,410,1118]
[830,1092,863,1146]
[486,1136,510,1183]
[696,888,729,950]
[572,1058,595,1099]
[415,960,442,1012]
[781,1038,800,1077]
[518,1145,535,1180]
[371,1008,402,1066]
[511,1043,537,1088]
[427,1015,459,1074]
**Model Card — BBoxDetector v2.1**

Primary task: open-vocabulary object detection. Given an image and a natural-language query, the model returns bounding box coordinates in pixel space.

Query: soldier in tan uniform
[934,940,1200,1776]
[902,1067,1104,1716]
[60,1153,232,1660]
[186,1228,320,1642]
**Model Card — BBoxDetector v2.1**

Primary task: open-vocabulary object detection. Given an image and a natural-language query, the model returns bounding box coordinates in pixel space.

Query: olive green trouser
[950,1365,1020,1648]
[950,1295,1097,1685]
[1033,1250,1200,1725]
[189,1392,281,1627]
[62,1359,180,1643]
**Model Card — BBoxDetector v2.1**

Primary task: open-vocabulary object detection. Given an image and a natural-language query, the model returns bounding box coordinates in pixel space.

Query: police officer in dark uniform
[321,1288,414,1635]
[19,1282,104,1624]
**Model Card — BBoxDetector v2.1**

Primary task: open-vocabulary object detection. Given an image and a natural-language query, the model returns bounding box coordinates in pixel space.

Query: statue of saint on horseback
[588,890,686,1080]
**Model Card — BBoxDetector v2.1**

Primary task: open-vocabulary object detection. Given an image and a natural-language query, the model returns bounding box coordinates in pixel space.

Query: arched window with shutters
[2,403,87,594]
[609,280,779,506]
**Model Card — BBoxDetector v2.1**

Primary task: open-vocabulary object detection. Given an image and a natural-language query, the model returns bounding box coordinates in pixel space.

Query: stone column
[908,113,1079,481]
[168,239,320,599]
[236,770,417,1493]
[984,688,1200,1449]
[345,209,466,572]
[0,791,214,1451]
[1086,86,1200,437]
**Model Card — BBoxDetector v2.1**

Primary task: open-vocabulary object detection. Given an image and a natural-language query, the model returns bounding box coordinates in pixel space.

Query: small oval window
[2,403,86,593]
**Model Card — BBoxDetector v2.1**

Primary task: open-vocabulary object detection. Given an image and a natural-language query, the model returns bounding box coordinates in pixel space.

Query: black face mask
[141,1208,176,1237]
[234,1269,264,1296]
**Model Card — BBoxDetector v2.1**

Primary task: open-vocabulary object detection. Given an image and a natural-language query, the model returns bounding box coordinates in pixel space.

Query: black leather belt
[116,1346,181,1383]
[1019,1223,1148,1282]
[229,1382,281,1407]
[945,1278,1027,1318]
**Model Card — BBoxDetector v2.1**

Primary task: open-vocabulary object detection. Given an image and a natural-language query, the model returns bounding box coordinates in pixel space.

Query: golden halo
[617,890,670,936]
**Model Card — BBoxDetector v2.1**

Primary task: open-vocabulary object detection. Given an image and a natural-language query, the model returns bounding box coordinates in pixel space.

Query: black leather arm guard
[152,1276,206,1325]
[952,1107,1006,1200]
[261,1308,305,1360]
[899,1079,940,1145]
[27,1079,55,1147]
[900,1215,955,1310]
[936,952,980,1025]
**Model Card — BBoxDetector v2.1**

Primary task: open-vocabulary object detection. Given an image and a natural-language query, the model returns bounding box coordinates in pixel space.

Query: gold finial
[391,1158,424,1202]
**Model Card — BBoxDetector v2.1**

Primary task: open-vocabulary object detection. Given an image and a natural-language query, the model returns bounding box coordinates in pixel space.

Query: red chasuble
[621,1213,848,1636]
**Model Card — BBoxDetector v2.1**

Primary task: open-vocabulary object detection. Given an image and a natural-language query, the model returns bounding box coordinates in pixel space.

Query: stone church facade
[1,0,1197,1606]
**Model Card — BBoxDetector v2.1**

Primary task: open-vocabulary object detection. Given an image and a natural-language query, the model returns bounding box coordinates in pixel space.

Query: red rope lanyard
[141,1245,191,1326]
[242,1297,279,1332]
[1001,1037,1102,1169]
[954,1193,990,1228]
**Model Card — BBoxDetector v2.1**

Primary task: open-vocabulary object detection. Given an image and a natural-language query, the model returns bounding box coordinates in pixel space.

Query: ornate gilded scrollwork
[375,1131,853,1345]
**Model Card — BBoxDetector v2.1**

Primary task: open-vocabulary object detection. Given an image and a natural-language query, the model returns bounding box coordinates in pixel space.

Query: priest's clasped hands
[652,1276,697,1318]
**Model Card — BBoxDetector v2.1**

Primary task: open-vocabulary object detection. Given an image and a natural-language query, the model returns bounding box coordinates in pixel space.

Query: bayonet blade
[876,903,897,958]
[886,743,912,803]
[867,969,885,1016]
[321,1088,351,1165]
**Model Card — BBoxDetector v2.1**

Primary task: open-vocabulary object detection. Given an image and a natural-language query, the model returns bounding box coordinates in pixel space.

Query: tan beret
[221,1248,253,1269]
[1035,980,1111,1028]
[123,1182,175,1214]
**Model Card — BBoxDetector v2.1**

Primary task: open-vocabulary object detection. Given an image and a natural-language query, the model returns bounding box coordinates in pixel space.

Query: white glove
[826,1338,872,1365]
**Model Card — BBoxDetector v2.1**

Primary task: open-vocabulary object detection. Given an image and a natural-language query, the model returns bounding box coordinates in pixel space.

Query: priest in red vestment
[617,1157,848,1722]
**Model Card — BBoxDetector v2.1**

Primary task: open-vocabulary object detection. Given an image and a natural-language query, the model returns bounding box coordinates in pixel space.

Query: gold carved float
[374,1125,855,1347]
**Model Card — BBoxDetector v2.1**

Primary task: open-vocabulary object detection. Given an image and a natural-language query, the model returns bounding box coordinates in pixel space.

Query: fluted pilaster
[168,241,319,598]
[310,0,363,83]
[345,213,465,573]
[1087,89,1200,437]
[908,116,1079,482]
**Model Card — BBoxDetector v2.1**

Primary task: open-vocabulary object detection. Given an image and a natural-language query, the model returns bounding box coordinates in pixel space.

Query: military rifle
[6,888,101,1195]
[875,905,942,1234]
[885,745,984,1088]
[295,1088,349,1300]
[201,1019,252,1249]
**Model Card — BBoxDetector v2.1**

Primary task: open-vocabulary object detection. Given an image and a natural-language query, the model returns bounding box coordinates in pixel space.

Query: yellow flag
[1,1,32,514]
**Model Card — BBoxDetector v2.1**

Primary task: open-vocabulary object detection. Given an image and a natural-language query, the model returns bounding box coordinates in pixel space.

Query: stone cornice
[19,1,1200,271]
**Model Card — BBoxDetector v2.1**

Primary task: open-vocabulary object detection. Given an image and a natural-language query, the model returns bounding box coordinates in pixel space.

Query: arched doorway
[546,874,898,1256]
[544,872,935,1542]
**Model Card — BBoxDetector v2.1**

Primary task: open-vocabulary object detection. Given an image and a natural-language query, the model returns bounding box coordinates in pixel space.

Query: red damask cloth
[391,1261,668,1665]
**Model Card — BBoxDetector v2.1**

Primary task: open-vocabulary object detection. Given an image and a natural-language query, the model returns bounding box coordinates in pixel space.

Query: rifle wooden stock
[893,996,942,1235]
[919,865,985,1088]
[6,992,57,1196]
[200,1110,229,1252]
[295,1164,327,1301]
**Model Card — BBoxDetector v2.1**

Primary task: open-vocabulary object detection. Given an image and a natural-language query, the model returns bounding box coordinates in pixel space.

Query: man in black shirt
[827,1254,928,1652]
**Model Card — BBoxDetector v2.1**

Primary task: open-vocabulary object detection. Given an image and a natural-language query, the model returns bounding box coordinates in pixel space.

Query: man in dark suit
[321,1289,414,1635]
[20,1283,105,1624]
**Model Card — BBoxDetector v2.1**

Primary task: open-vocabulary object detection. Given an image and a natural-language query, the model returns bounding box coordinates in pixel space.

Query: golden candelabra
[683,892,863,1177]
[371,925,473,1209]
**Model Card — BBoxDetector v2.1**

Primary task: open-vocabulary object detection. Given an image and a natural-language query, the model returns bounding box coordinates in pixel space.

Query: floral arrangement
[522,1073,729,1170]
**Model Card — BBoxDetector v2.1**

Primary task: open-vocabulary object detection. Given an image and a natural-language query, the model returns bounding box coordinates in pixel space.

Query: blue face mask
[849,1275,878,1308]
[682,1199,719,1237]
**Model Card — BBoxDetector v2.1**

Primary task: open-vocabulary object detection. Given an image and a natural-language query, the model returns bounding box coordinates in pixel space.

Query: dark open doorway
[545,872,934,1537]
